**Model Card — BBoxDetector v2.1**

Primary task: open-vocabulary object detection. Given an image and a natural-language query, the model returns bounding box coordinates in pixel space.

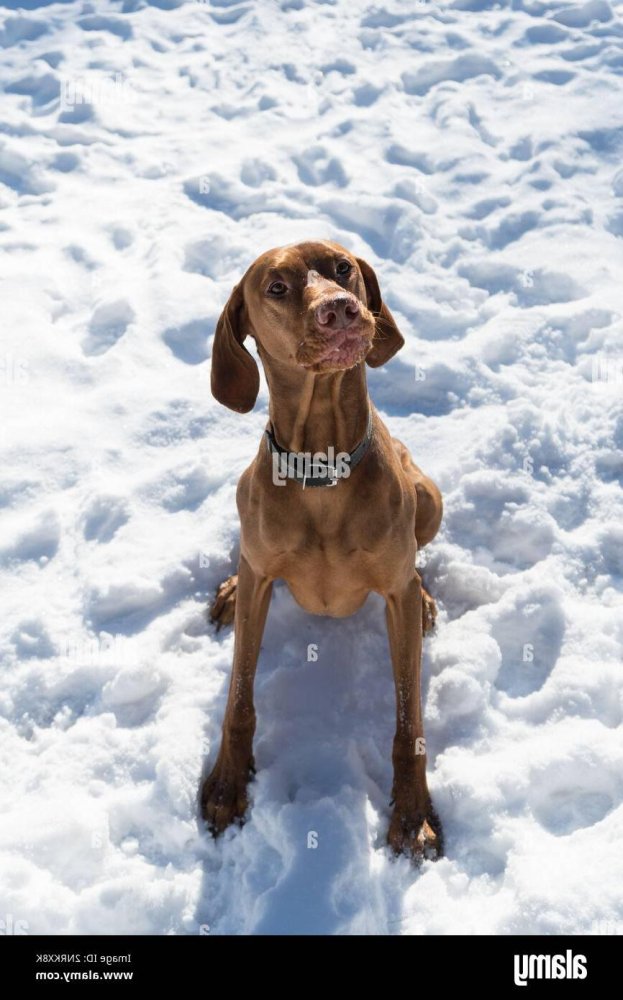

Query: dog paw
[209,574,237,630]
[200,756,253,835]
[422,587,437,635]
[388,803,443,863]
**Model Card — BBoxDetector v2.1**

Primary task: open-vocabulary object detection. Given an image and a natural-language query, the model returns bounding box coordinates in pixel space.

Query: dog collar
[265,411,373,488]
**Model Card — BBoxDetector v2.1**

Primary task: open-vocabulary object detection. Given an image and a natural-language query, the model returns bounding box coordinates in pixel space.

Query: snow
[1,0,623,936]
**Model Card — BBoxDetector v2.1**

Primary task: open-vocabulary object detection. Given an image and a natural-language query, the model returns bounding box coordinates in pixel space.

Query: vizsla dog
[202,240,443,861]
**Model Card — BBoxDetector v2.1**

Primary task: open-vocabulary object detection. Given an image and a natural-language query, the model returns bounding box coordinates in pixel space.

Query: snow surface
[1,0,623,936]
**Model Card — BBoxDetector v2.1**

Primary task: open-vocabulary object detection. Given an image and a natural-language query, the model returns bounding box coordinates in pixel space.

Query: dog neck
[260,355,370,455]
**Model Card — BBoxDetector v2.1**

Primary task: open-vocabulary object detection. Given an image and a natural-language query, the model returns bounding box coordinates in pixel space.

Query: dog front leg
[201,555,272,835]
[385,574,443,861]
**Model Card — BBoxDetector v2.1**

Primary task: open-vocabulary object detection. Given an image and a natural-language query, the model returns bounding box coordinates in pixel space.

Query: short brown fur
[202,241,443,861]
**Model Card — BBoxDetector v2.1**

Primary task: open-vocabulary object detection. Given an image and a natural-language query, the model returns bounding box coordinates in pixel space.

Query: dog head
[210,240,404,412]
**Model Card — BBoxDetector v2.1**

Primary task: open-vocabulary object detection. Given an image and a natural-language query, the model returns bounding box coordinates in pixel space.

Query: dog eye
[267,281,287,296]
[336,260,352,276]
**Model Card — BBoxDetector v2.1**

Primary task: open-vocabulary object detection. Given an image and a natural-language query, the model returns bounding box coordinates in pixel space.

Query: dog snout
[315,295,360,331]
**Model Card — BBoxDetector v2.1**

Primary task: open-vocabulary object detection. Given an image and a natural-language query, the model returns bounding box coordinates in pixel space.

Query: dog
[202,240,443,861]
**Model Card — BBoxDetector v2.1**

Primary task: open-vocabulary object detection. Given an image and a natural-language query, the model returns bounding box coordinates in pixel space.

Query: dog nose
[315,295,360,330]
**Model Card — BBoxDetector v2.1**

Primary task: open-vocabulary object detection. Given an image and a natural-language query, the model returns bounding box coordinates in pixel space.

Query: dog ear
[356,258,405,367]
[210,281,259,413]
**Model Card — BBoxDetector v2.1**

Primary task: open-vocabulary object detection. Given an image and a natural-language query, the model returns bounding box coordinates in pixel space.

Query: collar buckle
[303,463,339,488]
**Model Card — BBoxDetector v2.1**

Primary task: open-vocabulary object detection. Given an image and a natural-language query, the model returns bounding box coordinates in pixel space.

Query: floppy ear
[210,281,259,413]
[357,258,405,367]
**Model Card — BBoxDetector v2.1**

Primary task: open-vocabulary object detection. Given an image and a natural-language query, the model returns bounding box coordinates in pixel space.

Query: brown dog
[202,240,443,861]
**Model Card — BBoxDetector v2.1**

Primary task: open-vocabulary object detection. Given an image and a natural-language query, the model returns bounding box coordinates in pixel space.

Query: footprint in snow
[491,588,565,698]
[523,24,570,45]
[386,142,435,174]
[458,260,584,305]
[51,151,79,172]
[82,495,129,543]
[0,145,55,195]
[393,178,438,214]
[65,244,97,269]
[162,319,210,365]
[466,195,512,221]
[240,158,276,187]
[208,4,252,26]
[353,82,382,107]
[530,759,615,836]
[143,463,213,513]
[183,236,246,279]
[10,619,55,660]
[6,71,59,109]
[1,511,60,564]
[552,0,613,29]
[76,15,133,41]
[82,300,135,357]
[0,16,48,48]
[533,68,576,86]
[110,226,133,250]
[293,145,348,187]
[320,58,356,76]
[402,54,501,97]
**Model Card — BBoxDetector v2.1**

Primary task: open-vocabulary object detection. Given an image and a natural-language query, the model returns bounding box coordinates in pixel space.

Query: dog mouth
[297,326,373,372]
